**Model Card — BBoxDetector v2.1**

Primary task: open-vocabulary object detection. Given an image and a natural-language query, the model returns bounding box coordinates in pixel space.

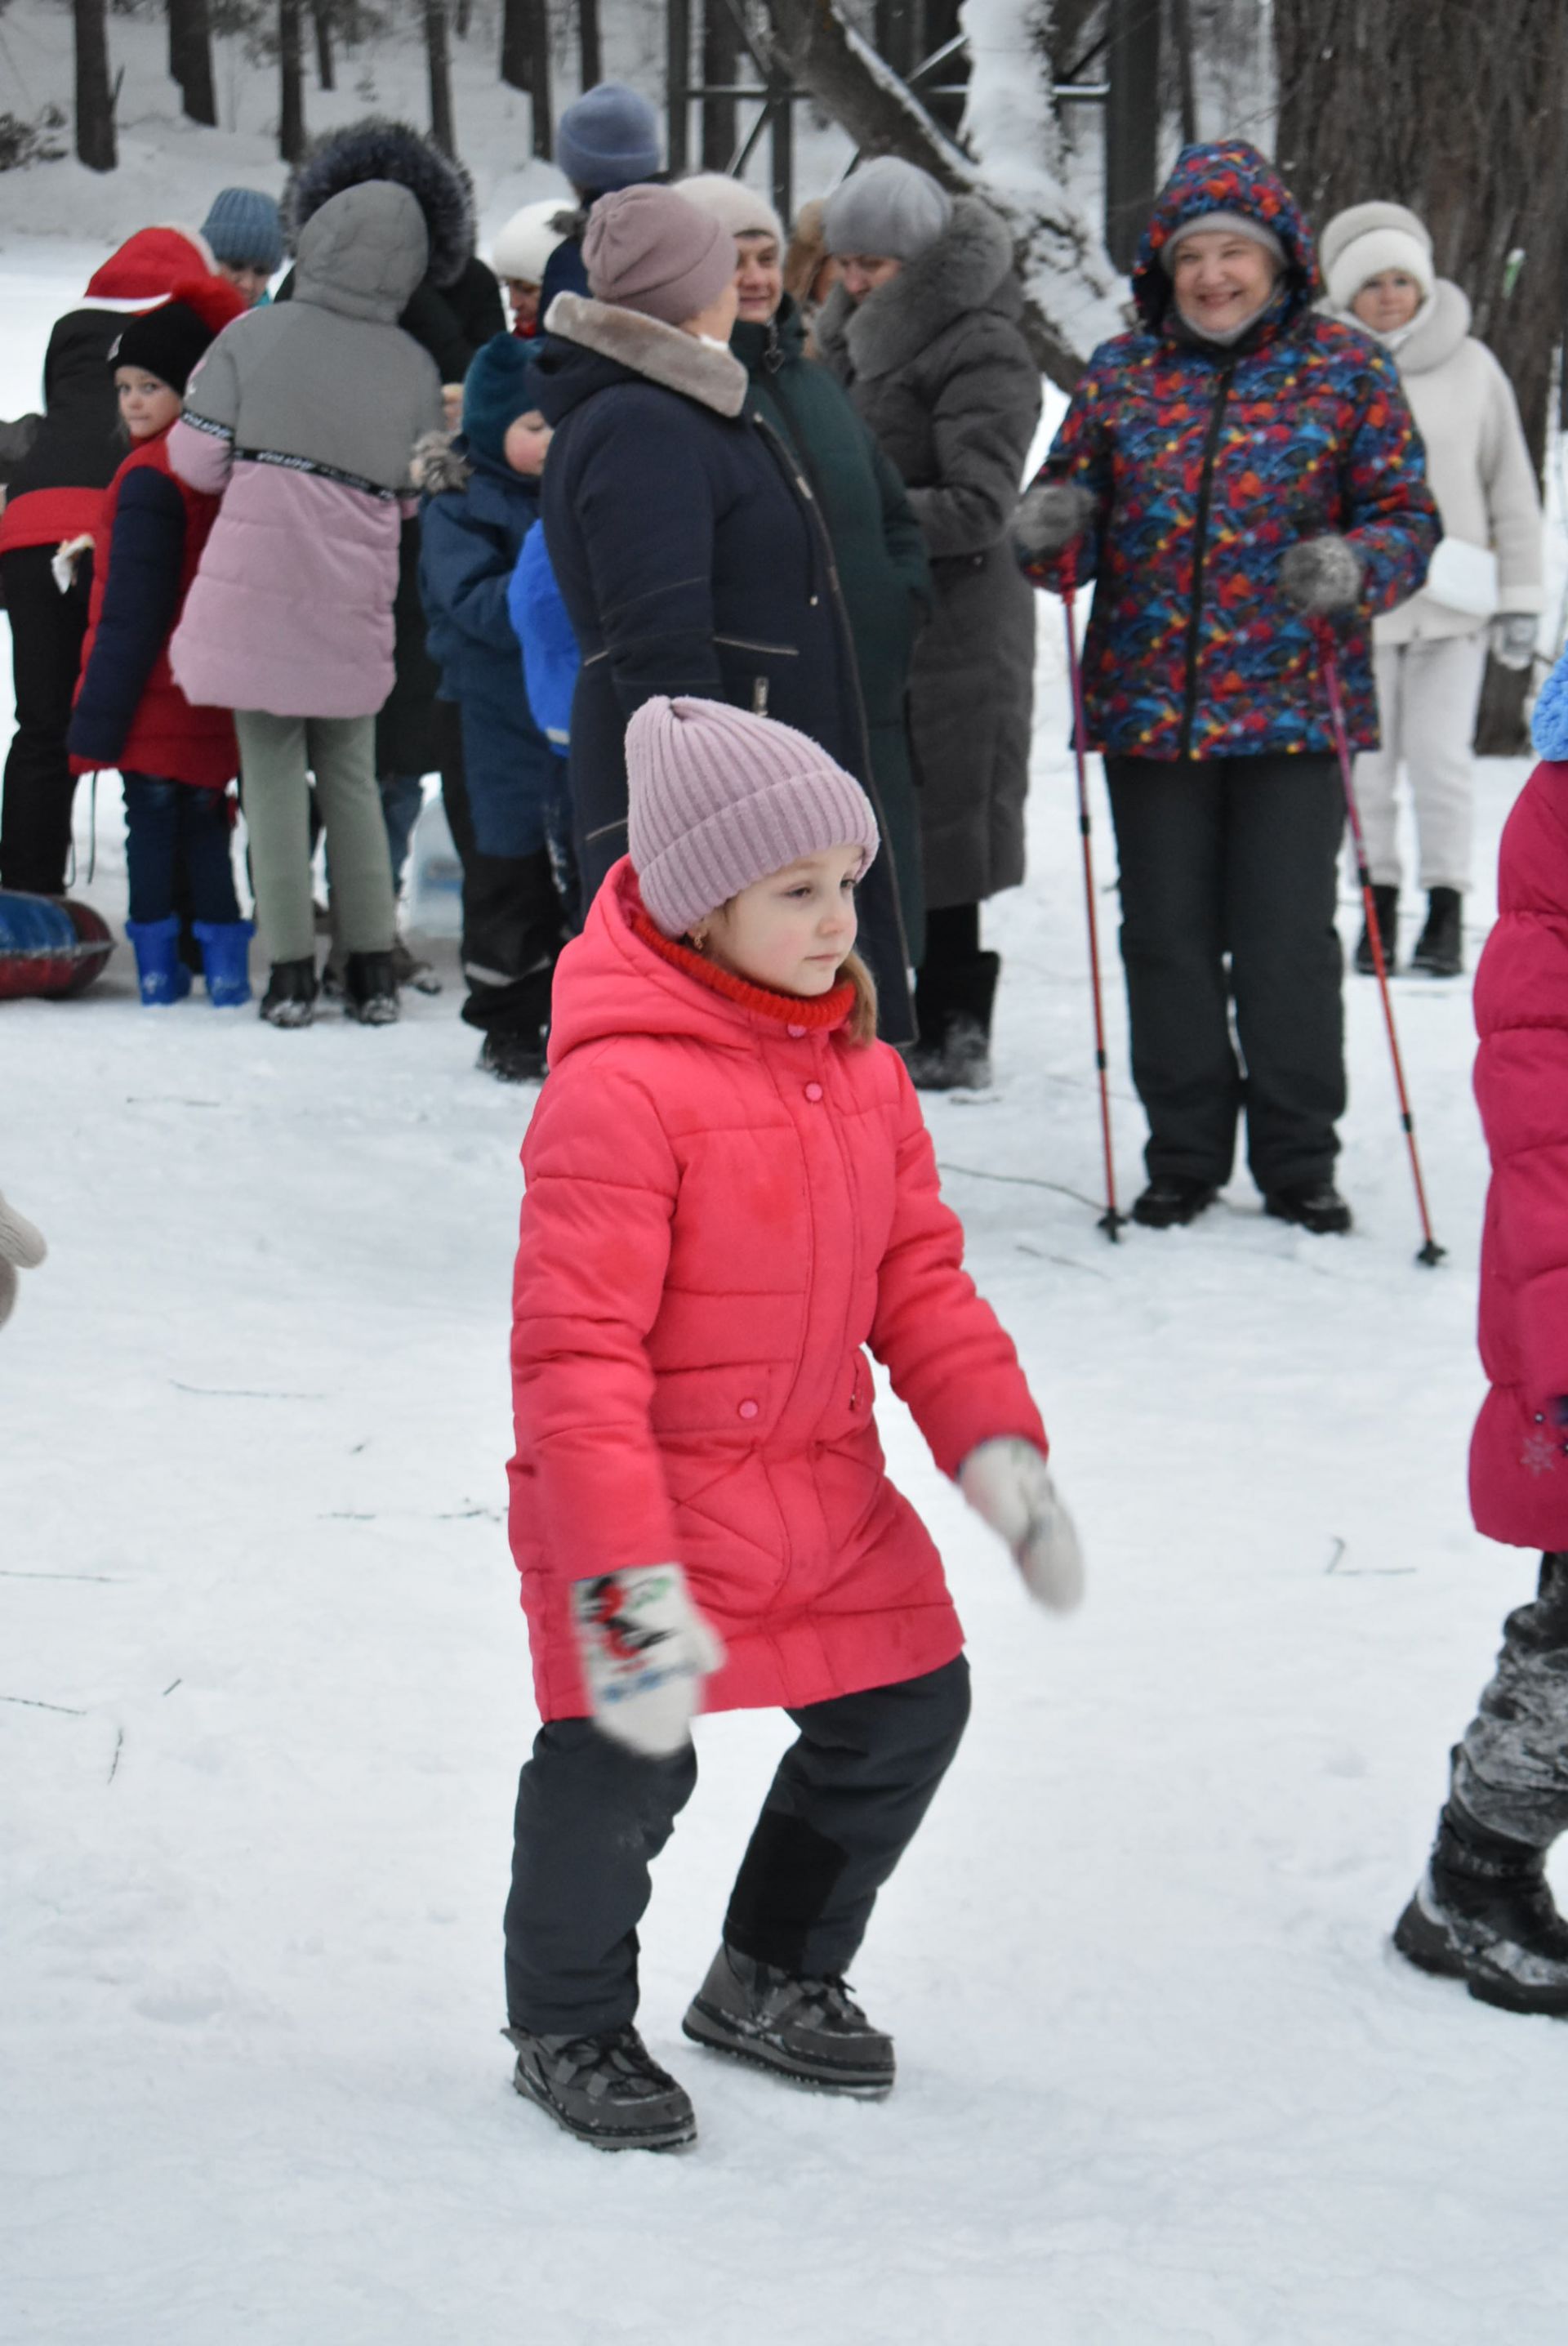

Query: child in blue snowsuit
[417,334,575,1082]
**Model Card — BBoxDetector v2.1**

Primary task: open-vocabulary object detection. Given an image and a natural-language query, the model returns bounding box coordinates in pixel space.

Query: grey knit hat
[822,157,953,264]
[198,187,284,274]
[1160,209,1285,274]
[556,81,662,194]
[627,698,880,938]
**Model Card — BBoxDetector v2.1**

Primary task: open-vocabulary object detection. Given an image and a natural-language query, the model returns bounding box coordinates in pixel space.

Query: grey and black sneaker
[1393,1800,1568,2017]
[505,2023,697,2152]
[682,1944,895,2095]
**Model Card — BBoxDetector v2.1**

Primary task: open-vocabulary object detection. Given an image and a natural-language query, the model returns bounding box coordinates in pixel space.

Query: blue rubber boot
[193,918,255,1007]
[125,914,193,1006]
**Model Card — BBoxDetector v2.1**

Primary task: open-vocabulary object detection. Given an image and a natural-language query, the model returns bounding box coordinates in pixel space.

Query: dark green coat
[731,297,932,961]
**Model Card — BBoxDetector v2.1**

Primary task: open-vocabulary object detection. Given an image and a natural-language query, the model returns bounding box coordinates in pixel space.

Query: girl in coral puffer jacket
[1392,653,1568,2017]
[503,694,1082,2153]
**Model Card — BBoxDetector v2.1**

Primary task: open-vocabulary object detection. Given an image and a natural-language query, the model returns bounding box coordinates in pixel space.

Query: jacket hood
[1374,277,1471,374]
[813,195,1016,382]
[284,117,474,290]
[1133,140,1316,334]
[292,182,430,323]
[83,225,218,305]
[412,426,537,498]
[549,860,849,1064]
[536,292,748,420]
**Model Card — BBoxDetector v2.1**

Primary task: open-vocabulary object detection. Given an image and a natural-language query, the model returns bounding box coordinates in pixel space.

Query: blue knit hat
[555,81,661,195]
[462,333,538,466]
[199,187,284,274]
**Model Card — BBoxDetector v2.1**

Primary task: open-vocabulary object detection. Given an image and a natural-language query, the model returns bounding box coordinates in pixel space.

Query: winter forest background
[7,2,1568,2339]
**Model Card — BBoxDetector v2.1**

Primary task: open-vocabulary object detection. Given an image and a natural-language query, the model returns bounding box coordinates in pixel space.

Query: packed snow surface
[6,238,1568,2344]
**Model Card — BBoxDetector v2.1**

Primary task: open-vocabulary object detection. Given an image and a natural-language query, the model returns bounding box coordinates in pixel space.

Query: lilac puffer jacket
[169,180,444,719]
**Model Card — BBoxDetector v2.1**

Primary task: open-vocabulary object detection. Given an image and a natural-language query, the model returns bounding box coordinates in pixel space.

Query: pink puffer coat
[1469,758,1568,1549]
[508,859,1048,1719]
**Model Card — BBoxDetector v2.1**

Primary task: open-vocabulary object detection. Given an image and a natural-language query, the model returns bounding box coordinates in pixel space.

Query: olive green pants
[235,711,394,966]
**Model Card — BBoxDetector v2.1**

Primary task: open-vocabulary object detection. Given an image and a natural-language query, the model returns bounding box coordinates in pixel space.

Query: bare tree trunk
[168,0,217,124]
[278,0,305,162]
[1275,0,1568,749]
[455,0,472,34]
[75,0,117,169]
[760,0,1121,386]
[502,0,551,159]
[579,0,601,91]
[700,0,737,169]
[425,0,455,153]
[311,0,336,89]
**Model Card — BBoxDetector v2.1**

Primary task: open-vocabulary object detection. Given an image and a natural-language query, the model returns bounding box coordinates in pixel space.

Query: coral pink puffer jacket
[1469,759,1568,1549]
[509,860,1048,1719]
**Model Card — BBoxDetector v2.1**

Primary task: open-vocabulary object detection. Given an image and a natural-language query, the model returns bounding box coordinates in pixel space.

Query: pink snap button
[738,1399,760,1420]
[804,1082,824,1102]
[786,1024,806,1038]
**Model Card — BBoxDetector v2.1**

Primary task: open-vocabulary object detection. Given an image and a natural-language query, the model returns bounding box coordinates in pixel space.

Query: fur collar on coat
[814,196,1017,382]
[283,116,476,291]
[543,292,749,417]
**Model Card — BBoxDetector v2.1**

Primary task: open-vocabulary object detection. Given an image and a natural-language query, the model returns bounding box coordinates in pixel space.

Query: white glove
[0,1187,46,1331]
[1490,613,1539,671]
[572,1564,725,1758]
[958,1438,1085,1612]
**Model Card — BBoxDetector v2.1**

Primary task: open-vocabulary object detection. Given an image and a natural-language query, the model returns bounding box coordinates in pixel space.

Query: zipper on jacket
[749,412,914,981]
[1178,356,1237,760]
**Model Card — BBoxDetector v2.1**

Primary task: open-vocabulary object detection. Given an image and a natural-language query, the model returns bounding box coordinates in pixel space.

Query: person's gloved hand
[572,1564,725,1758]
[0,1189,46,1330]
[1490,613,1539,671]
[1279,533,1364,616]
[957,1437,1085,1612]
[1014,478,1098,566]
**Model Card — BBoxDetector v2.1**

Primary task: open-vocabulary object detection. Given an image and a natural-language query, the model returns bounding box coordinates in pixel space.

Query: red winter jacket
[1469,760,1568,1550]
[68,428,236,790]
[508,860,1048,1719]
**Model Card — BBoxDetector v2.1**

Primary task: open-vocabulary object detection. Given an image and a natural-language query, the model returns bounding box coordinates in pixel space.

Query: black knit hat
[113,276,248,396]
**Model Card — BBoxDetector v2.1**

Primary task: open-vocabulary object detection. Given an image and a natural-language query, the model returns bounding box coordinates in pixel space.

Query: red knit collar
[631,907,855,1030]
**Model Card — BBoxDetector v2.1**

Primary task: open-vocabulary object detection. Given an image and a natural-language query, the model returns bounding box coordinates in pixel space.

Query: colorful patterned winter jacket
[1468,660,1568,1553]
[1025,141,1439,760]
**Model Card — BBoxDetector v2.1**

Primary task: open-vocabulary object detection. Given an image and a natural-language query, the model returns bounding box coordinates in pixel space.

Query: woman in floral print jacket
[1018,141,1438,1239]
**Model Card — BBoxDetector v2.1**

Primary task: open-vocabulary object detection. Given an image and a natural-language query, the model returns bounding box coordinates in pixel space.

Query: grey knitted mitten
[1278,534,1363,615]
[0,1189,47,1330]
[1014,478,1097,564]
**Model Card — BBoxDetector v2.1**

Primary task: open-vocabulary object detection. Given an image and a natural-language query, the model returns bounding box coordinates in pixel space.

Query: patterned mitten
[958,1438,1085,1612]
[572,1565,725,1757]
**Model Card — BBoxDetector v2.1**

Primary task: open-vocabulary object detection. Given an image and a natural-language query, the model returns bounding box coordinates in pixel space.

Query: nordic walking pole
[1061,561,1125,1239]
[1314,620,1445,1266]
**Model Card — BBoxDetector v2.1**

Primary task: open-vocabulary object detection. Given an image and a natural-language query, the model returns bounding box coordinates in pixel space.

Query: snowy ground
[7,238,1568,2344]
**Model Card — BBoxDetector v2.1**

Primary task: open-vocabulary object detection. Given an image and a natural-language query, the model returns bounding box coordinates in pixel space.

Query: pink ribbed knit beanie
[626,697,880,939]
[584,184,735,325]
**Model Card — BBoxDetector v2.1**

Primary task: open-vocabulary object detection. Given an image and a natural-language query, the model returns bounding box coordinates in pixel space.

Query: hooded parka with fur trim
[816,198,1040,910]
[508,859,1047,1719]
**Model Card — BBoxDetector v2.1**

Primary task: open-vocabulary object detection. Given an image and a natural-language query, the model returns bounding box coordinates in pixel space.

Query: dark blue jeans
[122,774,241,926]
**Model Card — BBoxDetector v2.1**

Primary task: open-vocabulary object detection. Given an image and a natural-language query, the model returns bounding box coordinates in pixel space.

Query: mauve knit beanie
[584,184,734,325]
[627,697,880,939]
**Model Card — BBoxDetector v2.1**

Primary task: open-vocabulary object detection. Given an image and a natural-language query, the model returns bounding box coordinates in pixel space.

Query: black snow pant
[1450,1554,1568,1848]
[439,707,569,1039]
[1104,752,1347,1193]
[0,544,92,896]
[505,1655,971,2036]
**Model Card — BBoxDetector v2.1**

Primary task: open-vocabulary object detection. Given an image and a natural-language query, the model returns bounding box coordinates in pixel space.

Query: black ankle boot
[1393,1798,1568,2014]
[344,950,399,1026]
[906,951,1000,1090]
[1354,884,1399,975]
[260,957,318,1028]
[1410,886,1463,977]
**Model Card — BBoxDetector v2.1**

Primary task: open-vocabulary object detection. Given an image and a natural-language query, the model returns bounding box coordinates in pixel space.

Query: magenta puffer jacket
[508,859,1048,1720]
[1469,759,1568,1549]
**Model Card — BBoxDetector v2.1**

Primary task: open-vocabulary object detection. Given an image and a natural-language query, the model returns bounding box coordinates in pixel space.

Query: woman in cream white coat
[1323,202,1544,976]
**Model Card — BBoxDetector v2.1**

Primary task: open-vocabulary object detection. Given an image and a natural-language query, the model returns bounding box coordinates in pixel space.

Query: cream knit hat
[1320,202,1434,311]
[626,697,880,938]
[676,172,785,251]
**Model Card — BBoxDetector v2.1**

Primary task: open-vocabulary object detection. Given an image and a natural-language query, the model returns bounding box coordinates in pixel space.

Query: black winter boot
[1131,1175,1219,1229]
[683,1943,895,2094]
[506,2023,697,2151]
[477,1029,548,1084]
[906,951,1000,1090]
[1354,884,1399,975]
[1392,1799,1568,2015]
[1410,886,1463,977]
[1263,1179,1352,1234]
[259,957,318,1028]
[343,951,399,1026]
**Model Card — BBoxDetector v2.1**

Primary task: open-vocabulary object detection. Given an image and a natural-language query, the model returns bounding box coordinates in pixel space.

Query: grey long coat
[817,198,1040,909]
